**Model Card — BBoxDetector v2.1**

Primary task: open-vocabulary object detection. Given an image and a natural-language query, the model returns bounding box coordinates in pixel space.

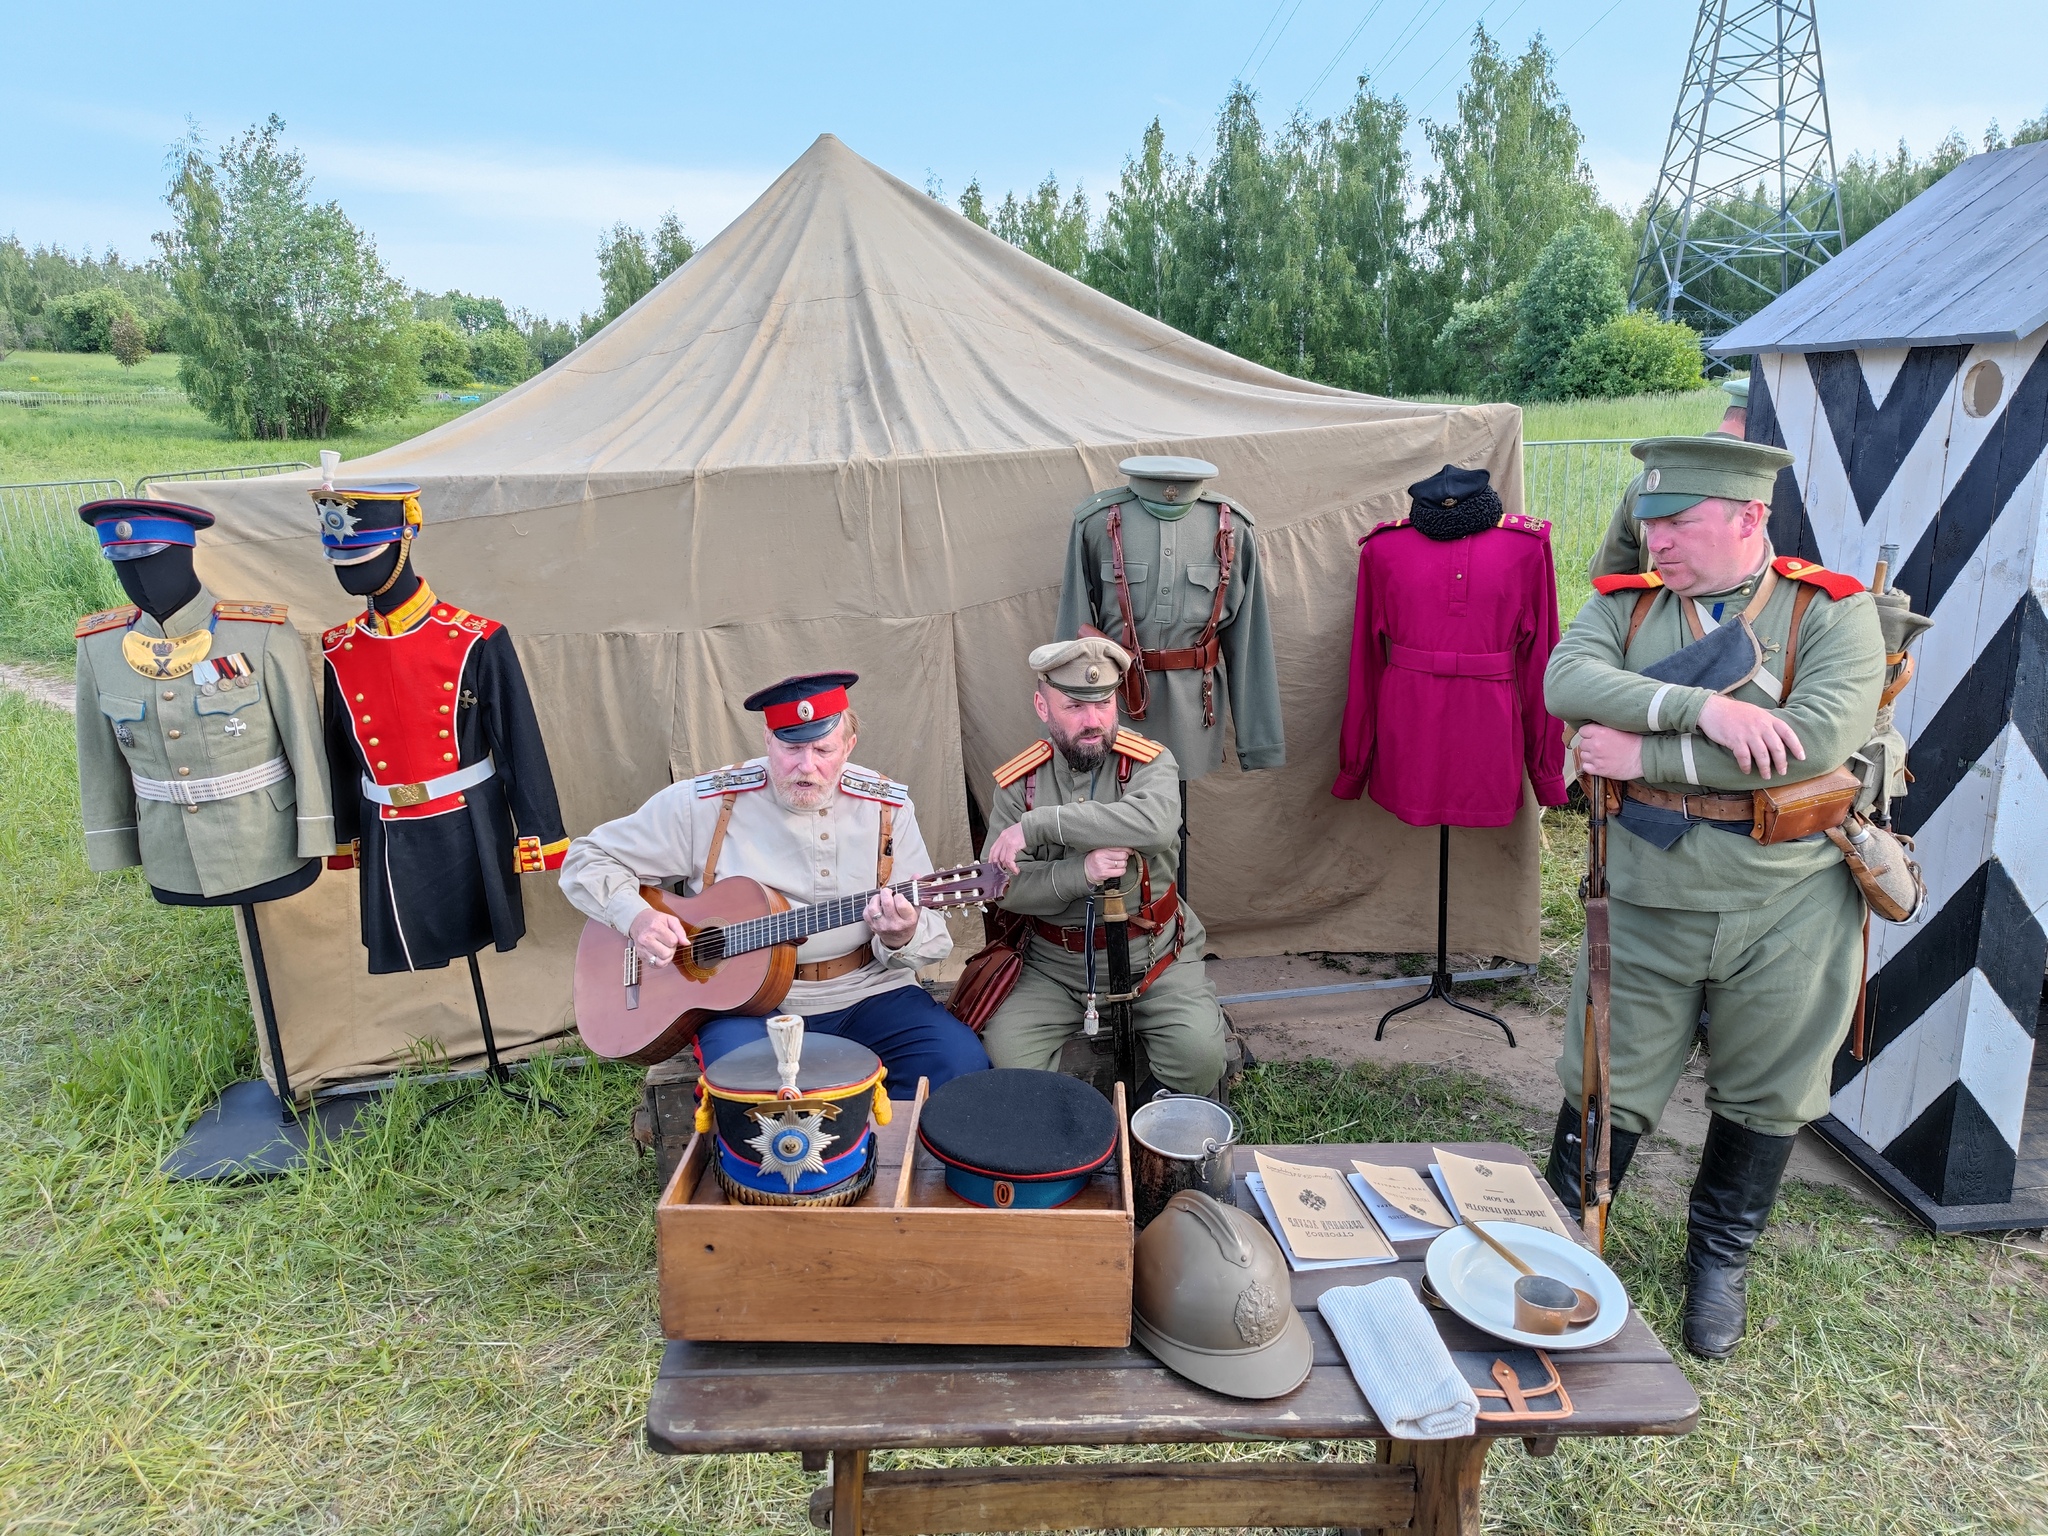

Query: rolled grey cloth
[1318,1279,1480,1440]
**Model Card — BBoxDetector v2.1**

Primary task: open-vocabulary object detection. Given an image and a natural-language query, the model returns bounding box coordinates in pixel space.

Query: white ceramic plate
[1423,1222,1630,1350]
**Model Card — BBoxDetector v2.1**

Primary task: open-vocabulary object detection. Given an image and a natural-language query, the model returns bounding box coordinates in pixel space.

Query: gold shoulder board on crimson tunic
[694,763,768,798]
[1773,556,1865,600]
[1112,728,1163,764]
[75,605,139,638]
[212,600,288,624]
[839,768,909,805]
[992,740,1053,788]
[1591,571,1665,595]
[1499,513,1551,537]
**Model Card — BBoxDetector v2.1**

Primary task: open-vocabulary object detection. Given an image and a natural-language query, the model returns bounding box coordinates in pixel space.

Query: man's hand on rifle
[1575,725,1645,781]
[1084,847,1135,885]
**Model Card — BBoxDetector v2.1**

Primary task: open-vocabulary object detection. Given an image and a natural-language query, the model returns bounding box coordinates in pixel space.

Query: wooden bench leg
[1386,1437,1490,1536]
[832,1450,869,1536]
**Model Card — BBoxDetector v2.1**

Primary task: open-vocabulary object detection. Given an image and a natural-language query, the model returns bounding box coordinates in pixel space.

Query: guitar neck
[717,877,925,959]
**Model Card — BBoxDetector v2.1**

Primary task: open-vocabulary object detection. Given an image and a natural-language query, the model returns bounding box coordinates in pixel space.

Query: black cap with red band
[743,671,859,743]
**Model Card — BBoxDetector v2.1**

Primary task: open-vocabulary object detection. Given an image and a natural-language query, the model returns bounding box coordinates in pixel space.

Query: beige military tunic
[980,734,1227,1093]
[75,587,334,898]
[558,759,952,1015]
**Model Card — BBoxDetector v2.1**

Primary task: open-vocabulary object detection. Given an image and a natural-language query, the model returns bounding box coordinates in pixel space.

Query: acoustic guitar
[573,863,1010,1064]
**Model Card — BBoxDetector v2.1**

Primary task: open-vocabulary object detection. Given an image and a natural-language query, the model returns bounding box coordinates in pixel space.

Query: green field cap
[1631,435,1791,519]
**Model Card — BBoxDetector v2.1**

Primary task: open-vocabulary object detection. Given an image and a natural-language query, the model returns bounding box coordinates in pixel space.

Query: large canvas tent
[165,134,1533,1096]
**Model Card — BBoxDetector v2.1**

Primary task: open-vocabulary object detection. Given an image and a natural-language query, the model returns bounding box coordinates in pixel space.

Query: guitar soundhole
[678,925,724,983]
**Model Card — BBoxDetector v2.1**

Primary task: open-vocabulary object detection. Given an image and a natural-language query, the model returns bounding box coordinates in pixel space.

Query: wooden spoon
[1464,1220,1600,1326]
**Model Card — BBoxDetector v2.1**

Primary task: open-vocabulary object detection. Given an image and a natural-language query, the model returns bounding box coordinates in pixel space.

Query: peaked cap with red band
[744,670,858,743]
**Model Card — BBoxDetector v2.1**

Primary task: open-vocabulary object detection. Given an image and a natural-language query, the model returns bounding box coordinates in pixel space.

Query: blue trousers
[693,984,989,1098]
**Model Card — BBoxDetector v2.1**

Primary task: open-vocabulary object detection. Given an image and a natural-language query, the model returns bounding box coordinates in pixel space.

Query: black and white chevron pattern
[1749,331,2048,1208]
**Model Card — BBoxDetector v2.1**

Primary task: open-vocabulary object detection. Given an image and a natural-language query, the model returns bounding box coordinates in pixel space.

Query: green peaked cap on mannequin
[1121,455,1218,520]
[1630,435,1792,520]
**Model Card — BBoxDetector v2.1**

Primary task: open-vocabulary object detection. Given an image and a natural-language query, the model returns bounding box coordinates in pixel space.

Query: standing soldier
[1544,435,1883,1359]
[979,638,1228,1099]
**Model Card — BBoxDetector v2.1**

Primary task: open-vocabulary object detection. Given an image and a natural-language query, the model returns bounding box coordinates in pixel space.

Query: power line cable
[1369,0,1459,86]
[1412,0,1532,115]
[1558,0,1626,57]
[1247,0,1310,82]
[1295,0,1394,111]
[1236,0,1294,79]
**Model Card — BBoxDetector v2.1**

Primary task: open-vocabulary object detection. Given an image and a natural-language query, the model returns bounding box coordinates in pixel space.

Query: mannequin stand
[162,901,374,1182]
[1375,825,1516,1048]
[417,953,567,1125]
[1177,780,1190,897]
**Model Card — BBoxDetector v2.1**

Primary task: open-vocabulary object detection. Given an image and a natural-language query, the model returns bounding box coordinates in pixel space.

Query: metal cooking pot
[1129,1094,1240,1229]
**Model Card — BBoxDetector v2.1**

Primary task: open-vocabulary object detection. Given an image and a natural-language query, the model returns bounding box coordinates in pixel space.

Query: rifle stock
[1581,774,1615,1254]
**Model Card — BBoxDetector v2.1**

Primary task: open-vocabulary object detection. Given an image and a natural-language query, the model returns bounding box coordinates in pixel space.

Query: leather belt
[794,944,872,982]
[1623,780,1754,825]
[1140,637,1221,672]
[132,754,289,807]
[1388,642,1513,679]
[361,753,496,807]
[1031,885,1182,951]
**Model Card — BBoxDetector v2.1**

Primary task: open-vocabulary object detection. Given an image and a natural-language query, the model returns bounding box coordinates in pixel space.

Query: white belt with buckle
[361,753,495,807]
[133,754,290,807]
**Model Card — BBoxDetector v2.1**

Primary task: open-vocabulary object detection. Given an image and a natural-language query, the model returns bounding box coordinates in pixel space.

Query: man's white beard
[773,775,833,811]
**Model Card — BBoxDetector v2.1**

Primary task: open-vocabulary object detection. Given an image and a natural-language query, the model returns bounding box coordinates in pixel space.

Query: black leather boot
[1542,1101,1641,1223]
[1682,1114,1796,1359]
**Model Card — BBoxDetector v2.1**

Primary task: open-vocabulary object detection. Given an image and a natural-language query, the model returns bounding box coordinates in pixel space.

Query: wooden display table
[645,1140,1698,1535]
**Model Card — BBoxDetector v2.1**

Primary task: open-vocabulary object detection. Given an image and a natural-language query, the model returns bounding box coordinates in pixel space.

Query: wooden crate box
[656,1080,1134,1346]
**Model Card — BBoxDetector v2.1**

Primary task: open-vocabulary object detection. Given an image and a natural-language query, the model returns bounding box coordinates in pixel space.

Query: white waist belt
[133,754,290,807]
[361,753,495,807]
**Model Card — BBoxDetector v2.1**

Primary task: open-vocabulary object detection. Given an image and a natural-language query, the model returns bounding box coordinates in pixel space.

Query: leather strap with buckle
[1031,883,1182,950]
[1140,636,1222,672]
[793,944,872,983]
[361,753,496,807]
[1622,781,1753,824]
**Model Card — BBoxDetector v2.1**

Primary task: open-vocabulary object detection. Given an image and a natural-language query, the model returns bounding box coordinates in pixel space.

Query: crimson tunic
[323,591,568,973]
[1332,513,1569,828]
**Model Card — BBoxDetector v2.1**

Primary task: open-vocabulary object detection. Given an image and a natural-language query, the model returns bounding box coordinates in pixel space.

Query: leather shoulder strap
[1625,590,1658,651]
[700,791,738,889]
[1198,503,1235,645]
[876,803,895,886]
[1779,584,1820,698]
[1105,505,1150,719]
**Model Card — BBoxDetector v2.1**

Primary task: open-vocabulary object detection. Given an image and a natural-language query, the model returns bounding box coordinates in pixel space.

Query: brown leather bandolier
[1579,773,1615,1256]
[1105,500,1235,726]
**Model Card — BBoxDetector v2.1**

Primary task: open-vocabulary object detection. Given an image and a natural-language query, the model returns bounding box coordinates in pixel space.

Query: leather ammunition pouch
[1750,767,1860,844]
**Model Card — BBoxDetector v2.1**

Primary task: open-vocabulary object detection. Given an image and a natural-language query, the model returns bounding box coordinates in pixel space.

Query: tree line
[3,33,2041,437]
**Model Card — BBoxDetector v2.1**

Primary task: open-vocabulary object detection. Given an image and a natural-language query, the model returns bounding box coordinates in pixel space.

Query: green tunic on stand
[980,737,1227,1094]
[76,586,335,898]
[1055,489,1285,780]
[1543,553,1884,1136]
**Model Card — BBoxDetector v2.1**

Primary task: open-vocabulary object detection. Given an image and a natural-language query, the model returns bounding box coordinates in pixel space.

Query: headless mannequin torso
[115,544,322,908]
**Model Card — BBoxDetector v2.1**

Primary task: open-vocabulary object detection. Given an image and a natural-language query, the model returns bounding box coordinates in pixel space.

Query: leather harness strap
[1622,782,1755,824]
[1104,500,1237,726]
[1780,585,1818,696]
[876,803,894,887]
[700,791,738,888]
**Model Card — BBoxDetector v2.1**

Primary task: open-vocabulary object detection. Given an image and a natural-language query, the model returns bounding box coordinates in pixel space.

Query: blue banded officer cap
[744,671,859,743]
[1408,464,1491,508]
[78,498,215,562]
[311,483,422,565]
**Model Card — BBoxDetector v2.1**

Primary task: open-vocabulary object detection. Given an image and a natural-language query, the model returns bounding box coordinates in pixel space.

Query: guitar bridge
[623,942,642,1010]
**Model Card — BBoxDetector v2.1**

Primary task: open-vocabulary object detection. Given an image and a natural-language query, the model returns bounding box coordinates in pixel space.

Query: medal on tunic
[224,717,248,737]
[121,627,213,680]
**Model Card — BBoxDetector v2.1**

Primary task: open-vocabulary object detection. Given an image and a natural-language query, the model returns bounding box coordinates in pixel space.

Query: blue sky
[7,1,2043,320]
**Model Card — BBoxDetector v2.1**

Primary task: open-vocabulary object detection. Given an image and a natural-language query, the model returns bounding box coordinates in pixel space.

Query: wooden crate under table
[656,1080,1133,1347]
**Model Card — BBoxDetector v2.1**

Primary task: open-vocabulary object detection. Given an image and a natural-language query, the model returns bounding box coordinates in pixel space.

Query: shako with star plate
[697,1024,889,1206]
[917,1068,1121,1209]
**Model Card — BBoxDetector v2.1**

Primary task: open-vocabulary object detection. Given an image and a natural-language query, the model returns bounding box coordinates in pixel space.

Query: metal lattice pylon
[1631,0,1844,346]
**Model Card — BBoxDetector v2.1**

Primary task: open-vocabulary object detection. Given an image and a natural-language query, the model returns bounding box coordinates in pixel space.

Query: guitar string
[685,870,980,964]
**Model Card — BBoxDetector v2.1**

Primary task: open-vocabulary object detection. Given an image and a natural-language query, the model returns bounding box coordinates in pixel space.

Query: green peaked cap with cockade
[1630,434,1792,519]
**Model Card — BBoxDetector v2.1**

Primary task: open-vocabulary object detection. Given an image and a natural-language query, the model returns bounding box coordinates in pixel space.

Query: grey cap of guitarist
[558,674,989,1091]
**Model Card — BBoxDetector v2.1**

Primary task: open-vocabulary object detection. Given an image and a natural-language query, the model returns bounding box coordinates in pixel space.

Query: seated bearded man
[558,672,990,1091]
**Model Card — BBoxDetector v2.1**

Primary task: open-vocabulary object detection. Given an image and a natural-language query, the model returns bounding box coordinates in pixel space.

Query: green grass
[0,351,501,491]
[1521,390,1729,444]
[3,686,2045,1533]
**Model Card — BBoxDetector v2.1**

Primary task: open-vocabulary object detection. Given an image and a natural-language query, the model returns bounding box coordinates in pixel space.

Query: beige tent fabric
[167,134,1533,1097]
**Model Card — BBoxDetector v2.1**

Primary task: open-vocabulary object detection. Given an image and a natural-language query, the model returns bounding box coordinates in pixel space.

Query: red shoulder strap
[1592,571,1664,595]
[1773,556,1865,600]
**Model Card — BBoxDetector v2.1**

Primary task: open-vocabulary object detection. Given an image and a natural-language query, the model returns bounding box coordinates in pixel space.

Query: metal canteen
[1130,1093,1240,1228]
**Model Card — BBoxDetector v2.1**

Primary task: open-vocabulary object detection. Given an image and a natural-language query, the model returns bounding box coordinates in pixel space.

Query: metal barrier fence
[135,461,312,491]
[0,479,125,576]
[1521,438,1636,615]
[0,389,180,407]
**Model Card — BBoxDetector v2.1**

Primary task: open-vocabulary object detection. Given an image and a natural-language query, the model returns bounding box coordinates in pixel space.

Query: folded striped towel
[1318,1279,1480,1440]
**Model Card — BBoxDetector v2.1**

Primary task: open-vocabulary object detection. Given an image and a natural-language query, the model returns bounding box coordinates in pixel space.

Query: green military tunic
[1587,472,1651,580]
[980,734,1227,1093]
[1056,489,1285,779]
[76,586,335,898]
[1543,552,1884,1136]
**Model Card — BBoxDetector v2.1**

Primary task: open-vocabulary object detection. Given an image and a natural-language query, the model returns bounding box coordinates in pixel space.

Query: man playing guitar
[558,672,990,1092]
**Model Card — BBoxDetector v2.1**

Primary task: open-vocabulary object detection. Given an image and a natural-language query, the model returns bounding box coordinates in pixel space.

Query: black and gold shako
[697,1015,889,1206]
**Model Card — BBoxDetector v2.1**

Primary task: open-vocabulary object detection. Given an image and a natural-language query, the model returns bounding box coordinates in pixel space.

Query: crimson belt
[1387,642,1513,679]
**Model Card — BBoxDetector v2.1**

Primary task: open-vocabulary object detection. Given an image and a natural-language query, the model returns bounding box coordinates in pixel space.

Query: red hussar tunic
[322,584,568,973]
[1332,512,1569,828]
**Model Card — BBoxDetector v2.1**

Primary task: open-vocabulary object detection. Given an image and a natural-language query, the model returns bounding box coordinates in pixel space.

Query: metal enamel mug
[1130,1094,1240,1229]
